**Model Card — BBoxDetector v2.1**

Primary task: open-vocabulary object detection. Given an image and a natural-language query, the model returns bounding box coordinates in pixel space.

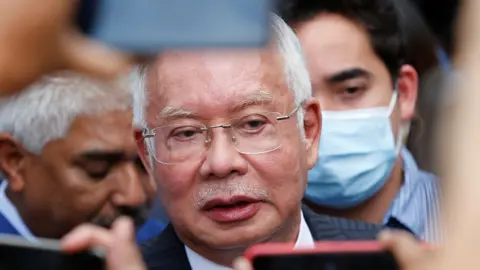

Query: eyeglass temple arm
[276,102,302,121]
[142,129,154,138]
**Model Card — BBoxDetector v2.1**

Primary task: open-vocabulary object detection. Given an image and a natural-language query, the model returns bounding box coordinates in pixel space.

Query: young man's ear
[397,64,419,121]
[134,129,154,174]
[0,133,28,192]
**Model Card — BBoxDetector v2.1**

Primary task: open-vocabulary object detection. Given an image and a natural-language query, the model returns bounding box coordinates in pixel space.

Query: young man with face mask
[281,0,441,242]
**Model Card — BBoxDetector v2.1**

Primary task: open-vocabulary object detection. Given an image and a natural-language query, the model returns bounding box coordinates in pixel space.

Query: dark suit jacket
[141,206,382,270]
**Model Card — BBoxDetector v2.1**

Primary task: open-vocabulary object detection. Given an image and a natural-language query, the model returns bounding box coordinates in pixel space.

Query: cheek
[60,170,114,215]
[154,162,201,210]
[246,144,306,208]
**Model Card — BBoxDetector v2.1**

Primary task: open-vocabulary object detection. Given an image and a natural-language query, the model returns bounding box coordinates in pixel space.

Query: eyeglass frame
[141,102,304,164]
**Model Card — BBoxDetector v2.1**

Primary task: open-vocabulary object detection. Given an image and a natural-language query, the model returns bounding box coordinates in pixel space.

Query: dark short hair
[279,0,406,80]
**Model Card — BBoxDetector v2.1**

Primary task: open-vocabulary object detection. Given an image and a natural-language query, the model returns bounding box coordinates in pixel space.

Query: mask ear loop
[388,90,399,116]
[389,86,404,155]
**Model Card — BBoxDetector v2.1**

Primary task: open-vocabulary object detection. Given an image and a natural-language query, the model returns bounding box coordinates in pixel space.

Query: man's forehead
[64,112,136,150]
[145,48,287,110]
[298,14,379,81]
[149,49,279,84]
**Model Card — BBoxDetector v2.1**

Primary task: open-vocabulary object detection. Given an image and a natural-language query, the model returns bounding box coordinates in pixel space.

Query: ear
[302,98,321,169]
[133,129,154,175]
[0,133,28,192]
[396,64,418,121]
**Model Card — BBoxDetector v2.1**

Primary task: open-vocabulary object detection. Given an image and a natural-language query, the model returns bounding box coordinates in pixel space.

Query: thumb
[61,30,133,79]
[378,230,424,267]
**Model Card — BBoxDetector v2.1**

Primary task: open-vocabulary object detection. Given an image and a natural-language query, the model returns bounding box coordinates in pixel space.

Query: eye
[345,86,361,95]
[85,167,111,180]
[236,115,268,133]
[170,126,202,141]
[336,80,368,100]
[79,160,111,180]
[87,171,109,180]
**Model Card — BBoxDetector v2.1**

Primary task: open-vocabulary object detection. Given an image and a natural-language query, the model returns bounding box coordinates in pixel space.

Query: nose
[199,128,248,179]
[111,163,148,207]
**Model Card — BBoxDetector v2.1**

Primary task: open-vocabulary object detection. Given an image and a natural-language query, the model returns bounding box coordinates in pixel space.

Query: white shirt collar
[185,211,314,270]
[0,181,38,242]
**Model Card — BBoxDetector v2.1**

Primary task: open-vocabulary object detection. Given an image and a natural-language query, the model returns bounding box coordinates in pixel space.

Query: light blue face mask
[305,91,407,209]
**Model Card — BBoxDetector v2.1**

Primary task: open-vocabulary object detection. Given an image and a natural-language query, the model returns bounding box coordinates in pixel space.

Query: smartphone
[76,0,272,55]
[0,234,105,270]
[244,241,399,270]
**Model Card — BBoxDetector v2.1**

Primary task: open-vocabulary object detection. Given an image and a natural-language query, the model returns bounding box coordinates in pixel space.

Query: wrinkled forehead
[60,111,137,154]
[144,48,291,121]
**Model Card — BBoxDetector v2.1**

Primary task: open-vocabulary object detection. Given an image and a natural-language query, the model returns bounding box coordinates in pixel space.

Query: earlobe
[0,134,27,192]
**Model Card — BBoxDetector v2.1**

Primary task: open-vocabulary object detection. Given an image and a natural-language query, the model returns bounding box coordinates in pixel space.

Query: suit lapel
[141,224,192,270]
[302,205,381,241]
[302,205,345,241]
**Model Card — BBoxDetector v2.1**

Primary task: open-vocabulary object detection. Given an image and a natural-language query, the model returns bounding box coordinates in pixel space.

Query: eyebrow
[157,90,274,120]
[158,107,199,119]
[326,68,371,83]
[230,90,274,113]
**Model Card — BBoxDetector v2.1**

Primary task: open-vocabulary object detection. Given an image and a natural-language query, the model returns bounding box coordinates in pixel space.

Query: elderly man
[0,73,164,241]
[122,14,382,269]
[280,0,441,242]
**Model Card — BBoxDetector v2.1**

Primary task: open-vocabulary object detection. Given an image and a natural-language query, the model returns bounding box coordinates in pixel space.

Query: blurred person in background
[0,0,131,96]
[280,0,441,242]
[409,0,459,57]
[0,73,165,242]
[394,0,451,174]
[1,0,283,101]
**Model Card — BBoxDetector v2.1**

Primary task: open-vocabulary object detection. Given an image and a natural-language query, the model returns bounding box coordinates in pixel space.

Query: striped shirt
[383,148,442,243]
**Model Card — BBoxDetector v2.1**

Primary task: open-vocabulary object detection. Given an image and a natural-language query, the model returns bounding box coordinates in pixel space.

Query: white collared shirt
[0,181,37,242]
[185,211,314,270]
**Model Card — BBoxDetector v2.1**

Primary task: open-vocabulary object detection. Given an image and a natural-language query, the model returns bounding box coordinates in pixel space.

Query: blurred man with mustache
[128,14,382,269]
[0,73,161,241]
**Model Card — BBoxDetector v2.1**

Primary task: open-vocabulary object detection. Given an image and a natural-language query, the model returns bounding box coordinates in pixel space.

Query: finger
[378,230,424,266]
[61,224,113,253]
[112,216,135,241]
[61,30,133,79]
[232,257,253,270]
[108,218,146,270]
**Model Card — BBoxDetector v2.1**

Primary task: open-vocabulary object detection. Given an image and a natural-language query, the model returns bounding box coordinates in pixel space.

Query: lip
[201,195,262,223]
[202,195,260,211]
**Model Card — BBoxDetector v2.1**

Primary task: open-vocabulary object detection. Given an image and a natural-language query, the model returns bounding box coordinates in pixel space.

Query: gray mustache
[195,182,269,209]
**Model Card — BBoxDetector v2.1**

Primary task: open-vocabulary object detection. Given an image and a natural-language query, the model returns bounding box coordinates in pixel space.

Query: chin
[201,216,282,249]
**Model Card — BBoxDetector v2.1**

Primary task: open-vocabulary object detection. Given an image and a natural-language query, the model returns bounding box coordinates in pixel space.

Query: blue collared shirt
[383,148,442,243]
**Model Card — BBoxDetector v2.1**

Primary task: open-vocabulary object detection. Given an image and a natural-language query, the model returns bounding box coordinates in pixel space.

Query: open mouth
[202,196,262,223]
[205,200,253,210]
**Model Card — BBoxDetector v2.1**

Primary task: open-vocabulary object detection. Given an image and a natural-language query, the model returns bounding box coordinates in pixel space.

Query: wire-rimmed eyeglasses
[142,103,302,164]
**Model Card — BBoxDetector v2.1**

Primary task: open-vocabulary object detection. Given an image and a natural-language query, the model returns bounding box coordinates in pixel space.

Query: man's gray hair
[0,72,133,154]
[131,13,312,133]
